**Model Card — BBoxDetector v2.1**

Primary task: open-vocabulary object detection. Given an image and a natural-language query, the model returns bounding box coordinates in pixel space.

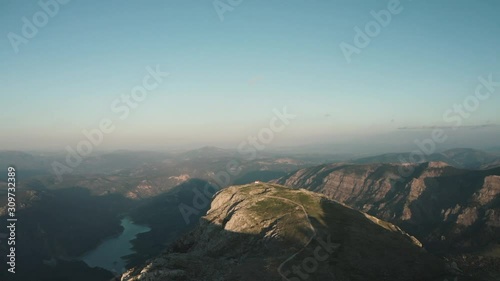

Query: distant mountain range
[353,148,500,170]
[2,147,500,280]
[274,162,500,257]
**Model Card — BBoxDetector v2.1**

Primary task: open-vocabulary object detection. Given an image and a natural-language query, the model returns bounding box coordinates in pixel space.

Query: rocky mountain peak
[121,183,446,281]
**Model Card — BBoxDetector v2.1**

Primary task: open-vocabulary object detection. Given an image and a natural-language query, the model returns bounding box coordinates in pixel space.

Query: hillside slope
[273,162,500,256]
[121,183,447,281]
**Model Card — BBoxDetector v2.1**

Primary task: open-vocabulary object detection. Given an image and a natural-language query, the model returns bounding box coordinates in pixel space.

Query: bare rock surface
[274,163,500,253]
[121,183,446,281]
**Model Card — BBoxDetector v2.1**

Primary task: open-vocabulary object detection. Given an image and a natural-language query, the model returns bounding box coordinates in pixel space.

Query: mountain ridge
[120,183,448,281]
[353,148,500,170]
[273,162,500,256]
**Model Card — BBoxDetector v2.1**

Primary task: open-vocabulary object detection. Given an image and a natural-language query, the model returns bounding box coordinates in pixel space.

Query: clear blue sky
[1,0,499,151]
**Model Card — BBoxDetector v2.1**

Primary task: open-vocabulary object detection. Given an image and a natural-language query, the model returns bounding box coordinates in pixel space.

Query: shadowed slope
[121,183,447,281]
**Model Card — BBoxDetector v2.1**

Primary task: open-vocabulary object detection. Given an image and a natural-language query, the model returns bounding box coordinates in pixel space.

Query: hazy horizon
[2,2,500,279]
[1,0,499,152]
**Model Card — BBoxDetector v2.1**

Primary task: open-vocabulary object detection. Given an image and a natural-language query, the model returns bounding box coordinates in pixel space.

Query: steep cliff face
[273,163,500,253]
[121,184,446,281]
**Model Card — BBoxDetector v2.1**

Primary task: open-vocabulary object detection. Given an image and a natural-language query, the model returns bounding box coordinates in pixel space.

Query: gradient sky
[1,0,499,151]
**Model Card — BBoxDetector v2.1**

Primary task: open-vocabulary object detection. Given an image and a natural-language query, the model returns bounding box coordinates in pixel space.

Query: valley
[4,3,499,280]
[0,147,499,280]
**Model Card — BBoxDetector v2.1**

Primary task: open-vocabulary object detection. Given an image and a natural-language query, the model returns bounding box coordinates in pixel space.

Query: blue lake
[81,217,150,274]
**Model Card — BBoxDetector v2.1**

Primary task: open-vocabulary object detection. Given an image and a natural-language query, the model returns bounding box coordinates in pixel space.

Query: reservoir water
[81,217,150,273]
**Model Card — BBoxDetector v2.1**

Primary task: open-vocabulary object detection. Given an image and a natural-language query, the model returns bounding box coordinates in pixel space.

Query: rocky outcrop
[121,183,446,281]
[273,163,500,254]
